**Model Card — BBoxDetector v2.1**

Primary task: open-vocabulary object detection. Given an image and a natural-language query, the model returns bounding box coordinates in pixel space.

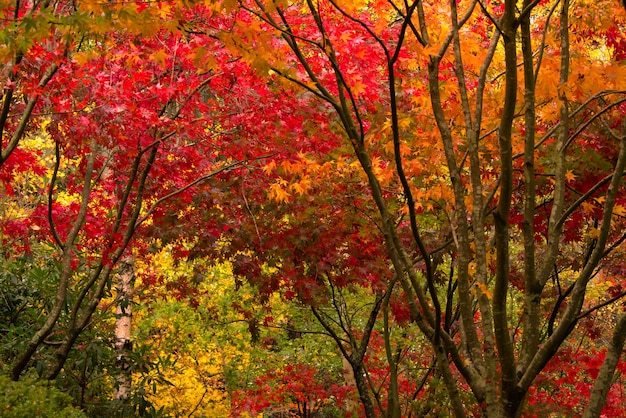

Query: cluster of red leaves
[231,363,357,417]
[2,3,268,259]
[527,347,626,417]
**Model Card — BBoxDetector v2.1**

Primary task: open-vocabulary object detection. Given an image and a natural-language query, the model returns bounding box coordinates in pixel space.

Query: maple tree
[0,0,261,387]
[204,0,626,416]
[2,0,626,416]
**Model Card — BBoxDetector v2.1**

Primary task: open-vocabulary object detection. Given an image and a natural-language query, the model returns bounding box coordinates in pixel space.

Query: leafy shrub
[0,373,87,418]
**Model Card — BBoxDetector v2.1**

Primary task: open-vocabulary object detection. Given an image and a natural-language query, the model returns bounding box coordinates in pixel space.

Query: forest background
[1,0,626,416]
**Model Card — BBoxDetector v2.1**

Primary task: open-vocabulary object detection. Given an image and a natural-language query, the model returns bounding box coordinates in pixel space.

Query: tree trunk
[113,258,135,400]
[351,362,378,418]
[341,356,360,413]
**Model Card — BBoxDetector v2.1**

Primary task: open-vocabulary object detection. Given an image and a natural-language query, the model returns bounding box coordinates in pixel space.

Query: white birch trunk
[114,257,134,400]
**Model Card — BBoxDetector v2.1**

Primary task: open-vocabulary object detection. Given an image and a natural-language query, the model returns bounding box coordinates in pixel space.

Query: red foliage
[231,363,357,417]
[527,347,626,417]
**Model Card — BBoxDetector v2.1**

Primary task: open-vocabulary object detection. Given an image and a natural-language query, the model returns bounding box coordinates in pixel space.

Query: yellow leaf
[339,31,353,43]
[476,282,492,299]
[156,2,171,19]
[150,49,168,66]
[613,205,626,217]
[73,51,95,66]
[280,160,304,175]
[581,201,595,214]
[268,183,291,203]
[351,78,366,96]
[565,170,576,182]
[291,176,311,196]
[262,160,276,175]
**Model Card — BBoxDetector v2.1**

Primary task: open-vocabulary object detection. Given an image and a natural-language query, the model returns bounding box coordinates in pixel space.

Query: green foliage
[0,373,87,418]
[0,249,60,367]
[0,249,165,417]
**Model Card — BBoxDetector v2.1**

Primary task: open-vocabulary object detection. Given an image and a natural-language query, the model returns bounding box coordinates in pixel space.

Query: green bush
[0,374,87,418]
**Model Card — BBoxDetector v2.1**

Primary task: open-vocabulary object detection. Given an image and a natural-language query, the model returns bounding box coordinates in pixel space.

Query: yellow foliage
[150,49,169,67]
[149,351,231,417]
[268,181,291,202]
[475,282,493,300]
[290,175,311,196]
[613,205,626,217]
[262,160,276,175]
[133,250,241,416]
[581,201,595,214]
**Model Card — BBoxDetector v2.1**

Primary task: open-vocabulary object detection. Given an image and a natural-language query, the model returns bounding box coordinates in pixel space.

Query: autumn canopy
[1,0,626,416]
